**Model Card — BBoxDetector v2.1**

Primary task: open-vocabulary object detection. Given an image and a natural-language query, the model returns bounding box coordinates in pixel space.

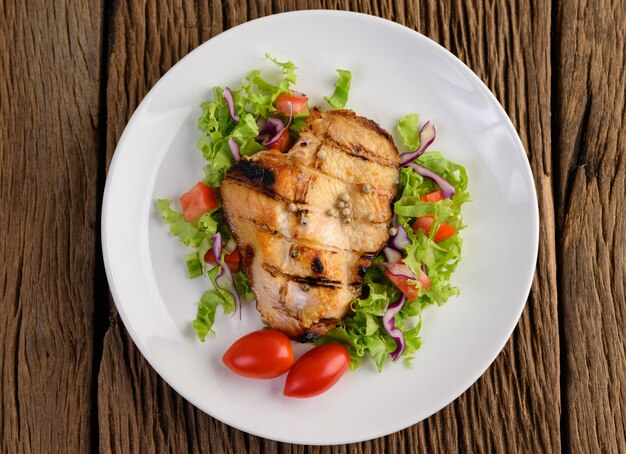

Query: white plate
[102,10,539,445]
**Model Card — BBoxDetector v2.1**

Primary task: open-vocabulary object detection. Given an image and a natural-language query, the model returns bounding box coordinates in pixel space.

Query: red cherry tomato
[269,129,292,152]
[275,93,309,115]
[179,181,219,222]
[413,216,457,242]
[420,190,443,203]
[283,344,350,398]
[205,247,241,273]
[222,330,294,379]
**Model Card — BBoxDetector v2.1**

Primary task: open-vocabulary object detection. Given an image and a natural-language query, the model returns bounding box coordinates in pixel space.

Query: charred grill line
[230,214,380,256]
[321,137,398,168]
[223,177,287,203]
[262,264,341,288]
[229,159,275,185]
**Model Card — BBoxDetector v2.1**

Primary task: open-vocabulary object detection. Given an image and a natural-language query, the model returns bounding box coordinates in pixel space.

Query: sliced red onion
[390,225,411,250]
[222,87,239,124]
[381,262,416,280]
[382,294,407,361]
[211,233,242,319]
[399,121,436,165]
[228,137,240,161]
[383,247,402,264]
[263,117,285,135]
[407,162,456,199]
[262,103,293,147]
[256,116,266,131]
[211,232,223,265]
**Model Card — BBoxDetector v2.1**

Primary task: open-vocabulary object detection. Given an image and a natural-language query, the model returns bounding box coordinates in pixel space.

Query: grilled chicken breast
[221,109,400,341]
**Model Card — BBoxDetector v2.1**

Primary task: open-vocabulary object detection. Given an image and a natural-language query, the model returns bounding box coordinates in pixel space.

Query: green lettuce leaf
[324,69,352,109]
[192,265,237,341]
[396,113,420,150]
[156,199,206,248]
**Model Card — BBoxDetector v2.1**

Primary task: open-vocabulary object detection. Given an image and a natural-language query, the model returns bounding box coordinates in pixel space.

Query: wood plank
[555,0,626,451]
[0,0,103,452]
[98,1,559,452]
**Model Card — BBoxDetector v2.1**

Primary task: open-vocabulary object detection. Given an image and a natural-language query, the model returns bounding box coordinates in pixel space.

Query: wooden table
[1,0,624,452]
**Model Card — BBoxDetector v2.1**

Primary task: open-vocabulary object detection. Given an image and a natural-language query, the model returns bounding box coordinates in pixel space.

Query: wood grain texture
[555,0,626,452]
[97,1,561,453]
[0,0,102,452]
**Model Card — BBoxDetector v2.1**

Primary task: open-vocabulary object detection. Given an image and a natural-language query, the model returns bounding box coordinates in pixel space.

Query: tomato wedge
[222,330,294,379]
[384,270,420,301]
[284,344,350,398]
[413,216,457,242]
[179,181,219,222]
[384,261,430,300]
[417,268,431,290]
[420,190,443,203]
[275,93,309,115]
[204,247,241,273]
[269,129,292,152]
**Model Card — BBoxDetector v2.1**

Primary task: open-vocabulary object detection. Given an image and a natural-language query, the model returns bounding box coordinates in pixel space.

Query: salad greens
[324,69,352,109]
[157,56,470,371]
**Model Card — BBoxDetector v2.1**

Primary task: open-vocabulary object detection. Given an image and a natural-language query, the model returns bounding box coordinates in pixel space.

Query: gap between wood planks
[549,2,569,452]
[92,0,113,452]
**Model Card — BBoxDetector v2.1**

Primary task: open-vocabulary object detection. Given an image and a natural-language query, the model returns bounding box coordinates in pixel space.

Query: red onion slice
[407,162,455,199]
[399,121,436,165]
[222,87,239,124]
[381,262,416,280]
[228,137,240,161]
[211,232,223,265]
[390,225,411,250]
[262,103,293,147]
[382,294,407,361]
[383,247,402,264]
[263,117,285,135]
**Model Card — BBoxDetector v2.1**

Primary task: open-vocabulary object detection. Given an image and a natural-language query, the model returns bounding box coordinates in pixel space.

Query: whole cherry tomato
[222,330,294,379]
[283,344,350,398]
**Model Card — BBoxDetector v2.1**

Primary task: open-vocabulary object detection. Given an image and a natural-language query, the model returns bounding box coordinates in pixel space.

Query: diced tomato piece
[413,216,457,243]
[179,182,219,222]
[418,269,431,290]
[269,129,292,152]
[384,264,431,300]
[384,270,420,301]
[204,248,241,273]
[275,93,309,115]
[420,190,443,203]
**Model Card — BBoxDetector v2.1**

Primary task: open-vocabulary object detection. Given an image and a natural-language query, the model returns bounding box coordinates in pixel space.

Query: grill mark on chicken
[230,213,384,257]
[230,159,275,185]
[262,263,342,288]
[323,137,398,168]
[261,151,395,196]
[223,176,288,203]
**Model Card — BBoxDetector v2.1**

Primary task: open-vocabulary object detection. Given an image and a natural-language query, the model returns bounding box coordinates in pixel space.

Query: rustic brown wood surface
[0,0,623,452]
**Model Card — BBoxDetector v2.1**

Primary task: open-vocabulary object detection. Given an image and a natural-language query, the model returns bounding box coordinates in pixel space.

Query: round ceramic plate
[102,10,538,445]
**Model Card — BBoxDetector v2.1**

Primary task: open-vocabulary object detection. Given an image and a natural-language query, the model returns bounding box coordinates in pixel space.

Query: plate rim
[102,9,539,445]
